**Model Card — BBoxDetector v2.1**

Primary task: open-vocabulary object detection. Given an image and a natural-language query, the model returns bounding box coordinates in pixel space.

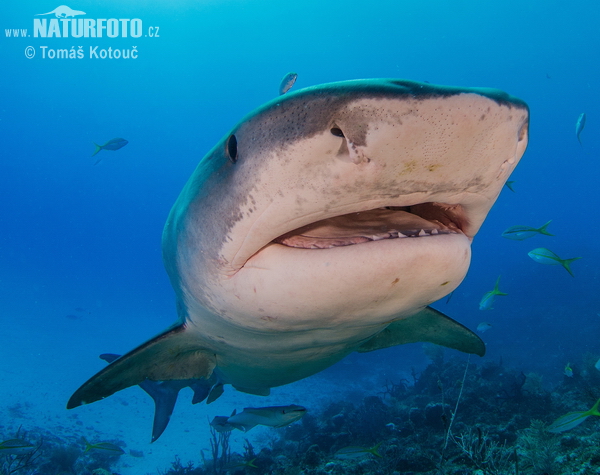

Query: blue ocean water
[1,0,599,472]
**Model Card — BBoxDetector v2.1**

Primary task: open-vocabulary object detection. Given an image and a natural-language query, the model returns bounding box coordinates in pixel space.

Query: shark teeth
[276,228,458,249]
[373,228,458,239]
[272,205,465,250]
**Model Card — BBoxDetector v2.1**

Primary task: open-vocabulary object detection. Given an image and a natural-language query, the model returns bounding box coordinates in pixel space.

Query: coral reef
[4,352,600,475]
[159,352,600,475]
[0,426,124,475]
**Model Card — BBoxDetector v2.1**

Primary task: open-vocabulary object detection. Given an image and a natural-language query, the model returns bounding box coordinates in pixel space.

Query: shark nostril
[330,127,344,138]
[226,134,238,163]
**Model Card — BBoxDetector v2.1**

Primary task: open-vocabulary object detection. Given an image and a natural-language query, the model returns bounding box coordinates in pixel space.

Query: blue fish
[278,72,298,95]
[576,113,586,146]
[0,439,35,455]
[548,398,600,433]
[335,442,382,460]
[83,437,124,454]
[527,248,581,277]
[92,137,129,165]
[501,220,553,240]
[479,276,507,310]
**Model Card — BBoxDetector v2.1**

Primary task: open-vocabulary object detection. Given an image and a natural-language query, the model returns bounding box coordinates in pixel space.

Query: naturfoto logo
[33,4,143,38]
[36,5,86,18]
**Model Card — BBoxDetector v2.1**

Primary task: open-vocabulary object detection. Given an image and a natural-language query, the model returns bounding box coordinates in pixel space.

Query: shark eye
[330,127,344,138]
[226,134,238,163]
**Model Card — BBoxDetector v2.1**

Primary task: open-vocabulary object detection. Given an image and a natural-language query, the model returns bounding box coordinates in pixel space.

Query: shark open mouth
[272,202,467,249]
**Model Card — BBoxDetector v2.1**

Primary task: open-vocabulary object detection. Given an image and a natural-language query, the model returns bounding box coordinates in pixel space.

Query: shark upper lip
[272,202,467,250]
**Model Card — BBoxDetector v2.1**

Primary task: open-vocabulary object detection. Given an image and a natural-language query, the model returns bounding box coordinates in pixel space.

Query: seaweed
[453,426,516,475]
[38,445,81,474]
[0,427,43,475]
[158,456,201,475]
[517,420,560,475]
[198,425,231,475]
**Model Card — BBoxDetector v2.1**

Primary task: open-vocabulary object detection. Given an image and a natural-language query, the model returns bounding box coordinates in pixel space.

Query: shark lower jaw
[223,229,471,332]
[271,202,468,250]
[226,200,472,305]
[197,199,472,328]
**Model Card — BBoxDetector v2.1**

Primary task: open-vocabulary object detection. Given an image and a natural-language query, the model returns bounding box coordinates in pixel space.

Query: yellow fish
[548,398,600,433]
[479,276,507,310]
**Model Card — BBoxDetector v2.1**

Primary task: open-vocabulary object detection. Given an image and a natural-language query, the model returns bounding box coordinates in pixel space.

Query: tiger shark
[68,79,529,430]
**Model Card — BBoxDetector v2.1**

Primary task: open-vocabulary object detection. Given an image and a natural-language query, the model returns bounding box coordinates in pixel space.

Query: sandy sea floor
[0,301,417,474]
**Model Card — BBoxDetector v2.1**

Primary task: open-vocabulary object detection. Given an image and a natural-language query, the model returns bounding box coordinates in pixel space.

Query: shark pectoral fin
[99,353,120,364]
[356,306,486,356]
[233,385,271,396]
[67,324,216,409]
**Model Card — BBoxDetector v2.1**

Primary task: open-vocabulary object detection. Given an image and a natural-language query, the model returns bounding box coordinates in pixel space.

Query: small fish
[210,415,236,433]
[564,362,573,378]
[0,439,35,455]
[595,357,600,372]
[65,314,82,320]
[504,181,516,192]
[479,276,507,310]
[278,72,298,95]
[83,438,125,455]
[224,458,258,470]
[334,442,383,460]
[528,248,581,277]
[477,322,493,333]
[501,220,553,241]
[575,113,586,145]
[548,398,600,433]
[211,405,306,433]
[92,137,129,164]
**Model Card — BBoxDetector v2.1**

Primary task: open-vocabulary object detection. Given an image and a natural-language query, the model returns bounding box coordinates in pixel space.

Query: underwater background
[1,0,599,474]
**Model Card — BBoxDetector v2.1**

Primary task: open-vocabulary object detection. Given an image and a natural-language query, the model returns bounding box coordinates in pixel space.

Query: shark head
[163,79,528,352]
[68,79,528,432]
